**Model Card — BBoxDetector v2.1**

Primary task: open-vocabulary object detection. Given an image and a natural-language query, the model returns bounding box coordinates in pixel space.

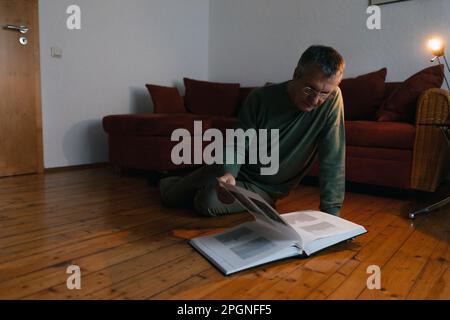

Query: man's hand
[218,172,236,185]
[216,173,236,204]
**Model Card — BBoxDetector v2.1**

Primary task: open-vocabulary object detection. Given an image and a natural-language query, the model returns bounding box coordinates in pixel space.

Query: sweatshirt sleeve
[223,90,261,177]
[317,88,346,216]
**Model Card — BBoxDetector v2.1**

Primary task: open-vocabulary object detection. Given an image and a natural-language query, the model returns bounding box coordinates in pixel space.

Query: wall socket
[51,47,62,58]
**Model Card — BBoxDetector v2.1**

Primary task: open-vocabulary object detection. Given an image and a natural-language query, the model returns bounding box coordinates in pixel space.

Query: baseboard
[44,162,109,173]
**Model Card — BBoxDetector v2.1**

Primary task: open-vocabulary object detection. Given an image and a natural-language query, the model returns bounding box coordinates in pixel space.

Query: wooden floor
[0,167,448,300]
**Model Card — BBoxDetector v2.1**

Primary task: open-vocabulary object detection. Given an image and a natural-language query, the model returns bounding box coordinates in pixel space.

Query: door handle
[3,24,29,34]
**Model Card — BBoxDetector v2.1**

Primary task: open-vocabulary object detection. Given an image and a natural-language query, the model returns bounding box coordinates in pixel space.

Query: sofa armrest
[411,88,450,191]
[416,88,450,125]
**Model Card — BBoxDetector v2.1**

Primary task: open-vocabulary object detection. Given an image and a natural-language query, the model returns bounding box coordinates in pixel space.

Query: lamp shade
[428,38,445,57]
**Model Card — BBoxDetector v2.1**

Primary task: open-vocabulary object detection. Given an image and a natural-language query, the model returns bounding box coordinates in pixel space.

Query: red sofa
[103,68,450,192]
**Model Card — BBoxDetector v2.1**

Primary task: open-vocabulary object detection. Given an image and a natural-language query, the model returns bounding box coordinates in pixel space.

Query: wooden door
[0,0,43,177]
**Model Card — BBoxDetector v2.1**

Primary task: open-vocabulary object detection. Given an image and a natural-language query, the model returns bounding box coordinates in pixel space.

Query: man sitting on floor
[159,45,346,217]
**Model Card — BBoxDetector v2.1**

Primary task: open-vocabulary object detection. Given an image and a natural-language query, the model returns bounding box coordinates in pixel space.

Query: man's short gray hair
[296,45,345,78]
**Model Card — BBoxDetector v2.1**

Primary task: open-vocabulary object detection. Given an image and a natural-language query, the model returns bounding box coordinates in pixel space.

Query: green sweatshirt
[223,81,345,216]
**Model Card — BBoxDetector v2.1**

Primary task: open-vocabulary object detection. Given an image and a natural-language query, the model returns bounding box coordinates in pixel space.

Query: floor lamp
[428,37,450,90]
[409,38,450,219]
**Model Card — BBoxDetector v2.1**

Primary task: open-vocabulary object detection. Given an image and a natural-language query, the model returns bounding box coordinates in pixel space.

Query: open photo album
[189,180,367,275]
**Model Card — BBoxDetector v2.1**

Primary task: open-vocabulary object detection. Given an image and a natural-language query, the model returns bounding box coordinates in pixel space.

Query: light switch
[51,47,62,58]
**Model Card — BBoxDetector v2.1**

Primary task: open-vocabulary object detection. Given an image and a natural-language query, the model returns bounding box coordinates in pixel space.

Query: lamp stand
[443,55,450,74]
[437,57,450,91]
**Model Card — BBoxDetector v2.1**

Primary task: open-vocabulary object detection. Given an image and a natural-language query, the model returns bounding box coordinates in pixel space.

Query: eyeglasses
[303,86,336,101]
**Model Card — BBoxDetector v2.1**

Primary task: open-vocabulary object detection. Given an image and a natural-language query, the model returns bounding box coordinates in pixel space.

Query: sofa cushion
[376,65,445,123]
[308,146,413,189]
[339,68,387,121]
[383,82,402,100]
[346,147,412,189]
[145,84,185,114]
[346,121,415,149]
[184,78,241,117]
[103,114,212,137]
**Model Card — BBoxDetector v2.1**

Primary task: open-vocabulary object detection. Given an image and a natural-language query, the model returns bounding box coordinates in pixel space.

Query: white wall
[208,0,450,86]
[39,0,209,168]
[39,0,450,168]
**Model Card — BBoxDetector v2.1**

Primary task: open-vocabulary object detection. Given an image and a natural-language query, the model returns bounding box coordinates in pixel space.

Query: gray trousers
[159,165,276,216]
